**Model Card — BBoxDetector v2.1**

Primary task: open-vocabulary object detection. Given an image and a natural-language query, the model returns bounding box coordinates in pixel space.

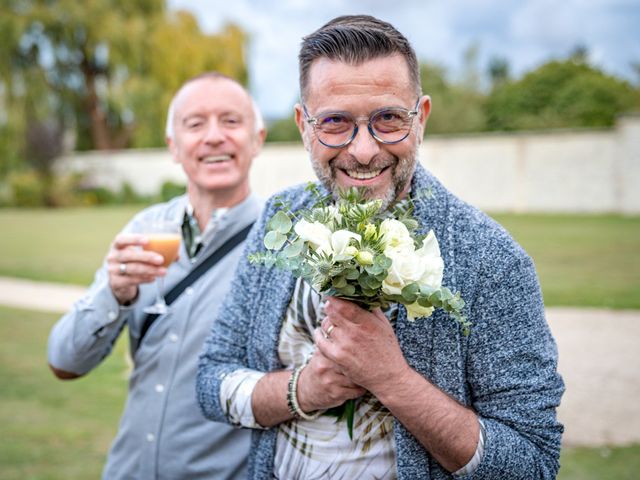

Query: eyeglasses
[302,99,420,148]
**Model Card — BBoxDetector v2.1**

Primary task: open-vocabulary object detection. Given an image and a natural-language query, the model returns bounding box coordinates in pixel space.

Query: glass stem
[156,276,166,306]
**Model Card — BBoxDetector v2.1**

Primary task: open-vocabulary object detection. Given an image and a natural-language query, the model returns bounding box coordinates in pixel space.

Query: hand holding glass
[140,220,181,314]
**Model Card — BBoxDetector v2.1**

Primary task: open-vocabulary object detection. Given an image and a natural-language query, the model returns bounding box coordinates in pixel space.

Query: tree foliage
[485,59,640,131]
[0,0,248,174]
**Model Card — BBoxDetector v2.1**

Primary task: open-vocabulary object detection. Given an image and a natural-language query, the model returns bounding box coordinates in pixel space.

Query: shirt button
[146,433,155,442]
[185,287,194,296]
[155,384,164,393]
[108,311,117,320]
[169,333,179,342]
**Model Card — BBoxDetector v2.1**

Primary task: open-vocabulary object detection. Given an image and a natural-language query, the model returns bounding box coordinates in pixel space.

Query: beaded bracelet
[287,364,322,421]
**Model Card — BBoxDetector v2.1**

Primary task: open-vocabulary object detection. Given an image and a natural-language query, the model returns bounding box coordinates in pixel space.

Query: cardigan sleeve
[460,253,564,480]
[196,201,272,424]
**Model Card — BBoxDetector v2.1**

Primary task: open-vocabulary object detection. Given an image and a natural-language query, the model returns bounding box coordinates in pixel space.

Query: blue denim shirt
[48,193,262,480]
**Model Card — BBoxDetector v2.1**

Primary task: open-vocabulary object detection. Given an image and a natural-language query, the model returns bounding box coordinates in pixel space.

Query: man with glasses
[197,15,564,479]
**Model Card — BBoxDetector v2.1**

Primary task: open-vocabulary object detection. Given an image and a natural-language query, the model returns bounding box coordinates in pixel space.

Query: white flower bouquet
[249,185,469,438]
[250,184,470,334]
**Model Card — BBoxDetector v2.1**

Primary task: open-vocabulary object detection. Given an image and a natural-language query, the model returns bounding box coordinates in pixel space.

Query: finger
[112,233,149,250]
[320,316,336,335]
[109,262,166,282]
[313,327,336,359]
[107,249,165,267]
[344,386,367,399]
[324,297,367,326]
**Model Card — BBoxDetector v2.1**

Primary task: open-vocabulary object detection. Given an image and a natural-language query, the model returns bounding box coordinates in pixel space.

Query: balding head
[165,72,264,140]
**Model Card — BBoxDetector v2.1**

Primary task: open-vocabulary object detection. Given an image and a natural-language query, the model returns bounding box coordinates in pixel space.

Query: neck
[187,185,249,230]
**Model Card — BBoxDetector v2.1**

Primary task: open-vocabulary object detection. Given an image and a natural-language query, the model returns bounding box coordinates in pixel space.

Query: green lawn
[0,207,639,308]
[0,206,139,285]
[1,304,638,478]
[492,213,640,309]
[0,305,125,479]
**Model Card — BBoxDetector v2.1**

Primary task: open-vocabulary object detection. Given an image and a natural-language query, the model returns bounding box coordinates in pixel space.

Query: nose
[345,124,380,166]
[203,119,225,144]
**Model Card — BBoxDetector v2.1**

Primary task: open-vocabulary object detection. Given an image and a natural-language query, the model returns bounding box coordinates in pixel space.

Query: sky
[168,0,640,119]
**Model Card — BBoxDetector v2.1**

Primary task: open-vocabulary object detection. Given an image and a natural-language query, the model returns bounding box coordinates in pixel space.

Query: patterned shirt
[220,278,483,478]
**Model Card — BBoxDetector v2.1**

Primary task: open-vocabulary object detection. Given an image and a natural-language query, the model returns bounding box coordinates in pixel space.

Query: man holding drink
[48,72,265,479]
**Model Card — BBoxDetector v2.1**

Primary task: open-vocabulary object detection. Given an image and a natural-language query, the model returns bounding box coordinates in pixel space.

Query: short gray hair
[165,72,264,139]
[299,15,421,101]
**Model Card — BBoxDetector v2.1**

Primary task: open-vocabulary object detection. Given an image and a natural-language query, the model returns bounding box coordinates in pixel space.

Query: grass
[492,213,640,309]
[0,207,639,308]
[559,444,640,480]
[0,206,139,285]
[0,306,638,479]
[0,305,126,479]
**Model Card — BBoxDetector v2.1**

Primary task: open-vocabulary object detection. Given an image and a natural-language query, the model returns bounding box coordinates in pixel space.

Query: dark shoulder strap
[138,222,254,346]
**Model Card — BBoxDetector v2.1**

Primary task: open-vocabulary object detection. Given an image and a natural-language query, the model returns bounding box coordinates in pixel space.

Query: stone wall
[59,114,640,214]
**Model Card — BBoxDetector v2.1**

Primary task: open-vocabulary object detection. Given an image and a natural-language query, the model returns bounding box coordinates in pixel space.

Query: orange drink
[144,234,181,267]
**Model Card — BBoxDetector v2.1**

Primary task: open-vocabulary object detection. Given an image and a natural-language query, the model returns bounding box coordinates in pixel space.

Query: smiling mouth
[201,155,232,164]
[344,167,387,180]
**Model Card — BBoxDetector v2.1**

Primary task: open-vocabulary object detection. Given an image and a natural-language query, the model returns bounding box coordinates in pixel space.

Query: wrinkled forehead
[304,55,416,109]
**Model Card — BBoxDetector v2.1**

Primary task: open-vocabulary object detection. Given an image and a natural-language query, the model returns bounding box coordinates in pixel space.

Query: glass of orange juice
[140,220,181,315]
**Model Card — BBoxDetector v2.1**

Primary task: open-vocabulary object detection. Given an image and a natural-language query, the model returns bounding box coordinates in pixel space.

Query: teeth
[202,155,231,163]
[346,169,381,180]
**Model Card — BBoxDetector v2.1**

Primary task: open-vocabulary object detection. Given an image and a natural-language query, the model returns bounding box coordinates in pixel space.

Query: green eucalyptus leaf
[401,283,420,303]
[282,239,304,258]
[332,276,348,289]
[268,211,293,234]
[344,268,360,280]
[417,296,433,308]
[336,284,356,296]
[375,255,392,269]
[264,231,287,250]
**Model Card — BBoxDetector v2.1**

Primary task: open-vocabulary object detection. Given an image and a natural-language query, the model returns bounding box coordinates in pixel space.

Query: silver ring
[119,263,127,275]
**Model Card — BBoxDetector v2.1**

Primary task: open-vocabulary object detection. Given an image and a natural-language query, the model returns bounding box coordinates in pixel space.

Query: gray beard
[309,144,419,211]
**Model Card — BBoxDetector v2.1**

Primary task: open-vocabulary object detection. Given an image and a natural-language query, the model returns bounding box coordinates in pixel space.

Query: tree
[485,59,640,131]
[1,0,249,162]
[420,63,487,134]
[127,12,247,148]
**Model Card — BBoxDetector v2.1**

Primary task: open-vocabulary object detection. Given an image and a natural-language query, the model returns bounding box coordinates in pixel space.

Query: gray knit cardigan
[197,164,564,480]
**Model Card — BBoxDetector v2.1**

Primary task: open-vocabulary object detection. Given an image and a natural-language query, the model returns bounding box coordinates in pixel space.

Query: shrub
[160,181,186,202]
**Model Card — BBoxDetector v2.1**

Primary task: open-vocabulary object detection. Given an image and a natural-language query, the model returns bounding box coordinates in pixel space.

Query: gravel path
[1,276,637,447]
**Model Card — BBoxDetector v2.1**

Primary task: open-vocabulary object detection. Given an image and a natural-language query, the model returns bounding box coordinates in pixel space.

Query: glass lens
[371,108,413,142]
[314,112,354,146]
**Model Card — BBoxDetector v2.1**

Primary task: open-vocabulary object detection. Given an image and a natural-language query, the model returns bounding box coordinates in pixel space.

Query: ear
[166,136,180,163]
[294,103,311,151]
[418,95,431,126]
[415,95,432,140]
[251,127,267,156]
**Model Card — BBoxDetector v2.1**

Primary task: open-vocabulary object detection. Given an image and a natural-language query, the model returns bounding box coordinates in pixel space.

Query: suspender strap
[138,222,254,346]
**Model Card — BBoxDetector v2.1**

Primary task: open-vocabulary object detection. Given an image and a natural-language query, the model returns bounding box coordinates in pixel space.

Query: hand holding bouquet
[249,185,469,439]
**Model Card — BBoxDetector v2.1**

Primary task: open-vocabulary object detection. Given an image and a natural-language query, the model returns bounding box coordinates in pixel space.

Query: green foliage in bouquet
[249,184,470,334]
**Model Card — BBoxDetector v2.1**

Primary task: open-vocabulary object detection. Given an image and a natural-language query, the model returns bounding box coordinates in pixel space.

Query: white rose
[415,230,444,289]
[294,219,332,253]
[379,218,414,254]
[381,230,444,320]
[381,248,426,295]
[330,230,361,257]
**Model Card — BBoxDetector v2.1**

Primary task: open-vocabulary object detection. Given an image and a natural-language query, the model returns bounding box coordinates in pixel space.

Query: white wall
[59,114,640,214]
